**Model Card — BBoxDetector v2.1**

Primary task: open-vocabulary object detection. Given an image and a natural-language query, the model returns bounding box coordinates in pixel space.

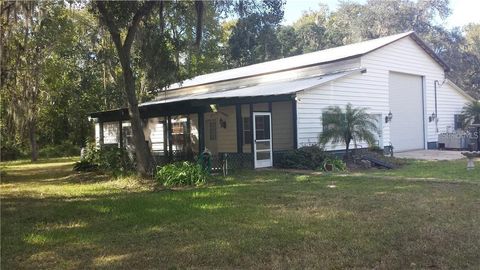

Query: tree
[1,1,76,161]
[276,25,301,57]
[93,1,157,175]
[462,100,480,150]
[319,103,379,158]
[93,1,207,176]
[227,0,285,67]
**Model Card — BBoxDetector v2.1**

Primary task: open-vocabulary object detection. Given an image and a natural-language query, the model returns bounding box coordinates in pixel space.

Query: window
[454,114,464,130]
[322,112,339,132]
[243,117,252,144]
[209,120,217,141]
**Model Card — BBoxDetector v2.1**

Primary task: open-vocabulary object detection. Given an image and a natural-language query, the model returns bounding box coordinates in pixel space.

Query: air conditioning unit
[438,132,469,149]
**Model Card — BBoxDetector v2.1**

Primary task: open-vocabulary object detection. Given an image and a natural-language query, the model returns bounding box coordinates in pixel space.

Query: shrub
[73,160,98,172]
[155,161,208,187]
[1,143,27,161]
[322,157,346,171]
[275,145,327,170]
[39,142,80,158]
[74,141,134,174]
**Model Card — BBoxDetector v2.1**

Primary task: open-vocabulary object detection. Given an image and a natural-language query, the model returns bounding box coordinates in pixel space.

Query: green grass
[1,158,479,269]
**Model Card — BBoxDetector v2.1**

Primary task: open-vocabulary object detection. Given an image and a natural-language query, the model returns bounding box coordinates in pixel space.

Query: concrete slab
[394,150,464,161]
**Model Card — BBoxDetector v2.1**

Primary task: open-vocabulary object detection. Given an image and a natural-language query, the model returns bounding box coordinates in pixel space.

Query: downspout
[434,80,438,133]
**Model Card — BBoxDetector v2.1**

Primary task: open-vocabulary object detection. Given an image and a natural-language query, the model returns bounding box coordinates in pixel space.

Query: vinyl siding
[436,82,472,134]
[296,36,449,150]
[361,36,445,145]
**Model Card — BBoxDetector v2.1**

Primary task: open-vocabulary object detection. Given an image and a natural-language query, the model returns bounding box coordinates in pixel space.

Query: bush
[322,157,346,171]
[155,161,208,187]
[39,142,80,158]
[74,141,134,174]
[275,145,327,170]
[73,160,98,172]
[1,144,27,161]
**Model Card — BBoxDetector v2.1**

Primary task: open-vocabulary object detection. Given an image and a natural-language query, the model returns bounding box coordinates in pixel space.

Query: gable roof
[166,31,449,91]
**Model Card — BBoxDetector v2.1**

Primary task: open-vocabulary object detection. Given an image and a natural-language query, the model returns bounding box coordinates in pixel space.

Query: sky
[283,0,480,29]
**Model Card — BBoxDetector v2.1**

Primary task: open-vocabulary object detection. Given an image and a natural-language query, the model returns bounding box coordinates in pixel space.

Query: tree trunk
[119,49,153,176]
[477,127,480,151]
[28,119,38,161]
[345,138,350,160]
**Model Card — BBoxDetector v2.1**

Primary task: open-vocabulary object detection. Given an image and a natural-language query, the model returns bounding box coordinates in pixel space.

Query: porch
[90,96,298,170]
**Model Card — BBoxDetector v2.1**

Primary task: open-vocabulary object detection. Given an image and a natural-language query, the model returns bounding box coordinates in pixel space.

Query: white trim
[253,112,273,168]
[445,79,476,102]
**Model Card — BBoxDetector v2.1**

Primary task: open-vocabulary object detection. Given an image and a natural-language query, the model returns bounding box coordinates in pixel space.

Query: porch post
[250,103,254,168]
[167,116,173,160]
[236,104,243,153]
[292,99,298,149]
[198,112,205,153]
[118,120,123,149]
[99,121,104,147]
[186,115,192,159]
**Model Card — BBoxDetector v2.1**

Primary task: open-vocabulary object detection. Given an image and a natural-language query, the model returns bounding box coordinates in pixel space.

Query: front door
[253,112,273,168]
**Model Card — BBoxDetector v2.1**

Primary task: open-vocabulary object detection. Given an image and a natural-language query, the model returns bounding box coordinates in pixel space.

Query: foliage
[275,145,327,170]
[38,142,80,159]
[1,143,27,161]
[322,156,346,172]
[462,100,480,125]
[319,103,379,158]
[72,160,98,172]
[226,0,285,67]
[74,142,134,174]
[155,161,208,187]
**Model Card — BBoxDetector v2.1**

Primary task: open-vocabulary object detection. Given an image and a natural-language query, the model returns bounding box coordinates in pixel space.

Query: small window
[454,114,464,130]
[209,120,217,141]
[243,117,252,144]
[322,112,338,132]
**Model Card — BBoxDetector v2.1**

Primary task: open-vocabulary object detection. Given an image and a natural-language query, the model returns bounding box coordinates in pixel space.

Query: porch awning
[140,68,364,107]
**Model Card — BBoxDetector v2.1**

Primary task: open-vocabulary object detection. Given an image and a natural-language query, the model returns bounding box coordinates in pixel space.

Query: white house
[90,31,475,168]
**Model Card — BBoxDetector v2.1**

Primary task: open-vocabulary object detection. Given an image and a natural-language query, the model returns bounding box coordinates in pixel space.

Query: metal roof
[164,31,449,91]
[141,69,363,107]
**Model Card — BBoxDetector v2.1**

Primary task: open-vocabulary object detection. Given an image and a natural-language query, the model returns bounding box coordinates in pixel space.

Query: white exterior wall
[296,36,453,150]
[361,37,445,146]
[437,82,473,134]
[296,71,385,150]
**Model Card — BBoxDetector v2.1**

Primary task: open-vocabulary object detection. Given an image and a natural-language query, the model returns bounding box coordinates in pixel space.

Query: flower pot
[324,163,333,172]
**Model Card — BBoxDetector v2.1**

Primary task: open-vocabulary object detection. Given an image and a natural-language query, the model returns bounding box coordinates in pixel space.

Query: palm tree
[462,101,480,125]
[319,103,379,158]
[462,100,480,150]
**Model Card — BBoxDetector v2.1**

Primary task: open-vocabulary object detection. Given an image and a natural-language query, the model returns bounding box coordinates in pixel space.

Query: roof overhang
[445,79,476,101]
[90,69,364,121]
[142,68,365,107]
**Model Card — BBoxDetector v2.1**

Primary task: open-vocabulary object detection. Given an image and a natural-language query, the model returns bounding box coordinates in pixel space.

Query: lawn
[1,157,479,269]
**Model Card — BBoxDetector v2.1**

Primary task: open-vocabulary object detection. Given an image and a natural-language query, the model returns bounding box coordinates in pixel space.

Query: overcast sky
[283,0,480,29]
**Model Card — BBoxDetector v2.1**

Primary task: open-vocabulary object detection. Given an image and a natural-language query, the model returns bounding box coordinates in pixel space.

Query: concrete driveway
[394,150,465,160]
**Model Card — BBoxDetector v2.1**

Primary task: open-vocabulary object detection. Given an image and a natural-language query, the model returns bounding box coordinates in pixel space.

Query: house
[90,31,475,169]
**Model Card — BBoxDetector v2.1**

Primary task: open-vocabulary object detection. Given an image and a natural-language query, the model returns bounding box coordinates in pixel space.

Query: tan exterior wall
[272,101,294,151]
[216,105,237,153]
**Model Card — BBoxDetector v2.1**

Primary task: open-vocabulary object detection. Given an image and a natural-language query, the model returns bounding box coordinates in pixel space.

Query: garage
[388,72,425,152]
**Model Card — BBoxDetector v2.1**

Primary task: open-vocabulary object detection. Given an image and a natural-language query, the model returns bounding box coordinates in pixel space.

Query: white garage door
[389,72,424,152]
